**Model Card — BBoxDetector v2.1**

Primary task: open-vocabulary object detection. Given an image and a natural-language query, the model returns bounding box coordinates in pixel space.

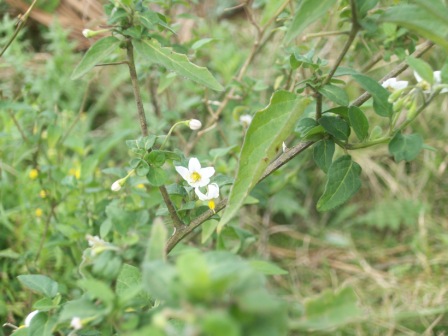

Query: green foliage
[219,92,310,230]
[388,133,423,162]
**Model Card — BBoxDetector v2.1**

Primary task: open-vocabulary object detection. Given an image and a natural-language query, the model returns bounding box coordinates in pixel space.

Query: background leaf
[71,36,119,80]
[318,84,349,106]
[218,91,311,230]
[317,155,362,212]
[407,56,434,84]
[285,0,337,43]
[133,39,223,91]
[17,275,58,298]
[388,133,423,162]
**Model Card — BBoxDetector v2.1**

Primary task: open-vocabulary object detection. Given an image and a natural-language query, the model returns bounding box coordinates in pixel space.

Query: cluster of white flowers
[175,158,220,212]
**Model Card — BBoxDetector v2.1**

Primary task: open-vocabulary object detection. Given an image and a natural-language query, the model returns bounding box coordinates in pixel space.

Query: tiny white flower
[382,77,408,91]
[111,180,122,191]
[70,317,83,330]
[24,310,39,327]
[282,142,287,153]
[195,183,220,212]
[175,158,215,188]
[86,235,115,256]
[188,119,202,130]
[239,114,253,128]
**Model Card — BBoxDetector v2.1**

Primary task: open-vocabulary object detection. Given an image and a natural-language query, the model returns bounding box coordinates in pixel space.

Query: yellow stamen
[208,200,216,213]
[191,171,201,182]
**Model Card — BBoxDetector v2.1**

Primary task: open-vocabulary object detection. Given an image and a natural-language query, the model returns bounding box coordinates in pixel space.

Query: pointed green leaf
[144,218,167,262]
[380,4,448,51]
[348,106,369,141]
[318,84,349,106]
[318,115,350,141]
[133,39,223,91]
[406,56,434,84]
[218,91,311,230]
[285,0,337,43]
[291,287,362,331]
[317,155,362,212]
[202,219,219,244]
[388,133,423,162]
[146,167,168,186]
[116,264,149,302]
[71,36,120,80]
[313,140,335,173]
[17,275,58,298]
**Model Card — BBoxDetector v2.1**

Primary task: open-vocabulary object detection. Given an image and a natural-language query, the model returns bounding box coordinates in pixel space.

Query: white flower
[24,310,39,327]
[86,235,114,256]
[414,71,448,93]
[382,77,408,91]
[282,142,287,153]
[239,114,253,127]
[175,158,215,188]
[195,183,220,212]
[70,317,83,330]
[111,179,122,191]
[188,119,202,130]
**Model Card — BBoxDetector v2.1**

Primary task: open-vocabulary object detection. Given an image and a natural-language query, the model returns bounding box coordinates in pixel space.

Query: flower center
[190,171,201,182]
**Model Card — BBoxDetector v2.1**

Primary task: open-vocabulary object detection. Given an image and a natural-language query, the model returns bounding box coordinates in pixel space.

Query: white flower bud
[189,119,202,130]
[70,317,83,330]
[82,29,94,38]
[111,180,122,191]
[239,114,253,128]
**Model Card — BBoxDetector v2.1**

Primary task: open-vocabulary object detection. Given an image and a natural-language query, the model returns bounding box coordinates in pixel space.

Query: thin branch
[126,39,149,137]
[95,61,129,67]
[159,185,185,230]
[148,75,161,118]
[0,0,38,58]
[7,109,30,144]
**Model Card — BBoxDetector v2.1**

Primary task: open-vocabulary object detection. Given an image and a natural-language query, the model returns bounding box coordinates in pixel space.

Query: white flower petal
[414,71,423,83]
[195,176,210,188]
[188,158,201,172]
[175,166,190,182]
[434,71,442,84]
[194,187,208,201]
[207,183,220,198]
[199,167,215,179]
[25,311,39,327]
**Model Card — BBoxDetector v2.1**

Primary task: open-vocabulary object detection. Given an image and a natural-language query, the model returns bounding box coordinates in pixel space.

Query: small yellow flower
[29,169,39,180]
[35,208,43,217]
[39,190,47,198]
[69,168,81,179]
[136,183,145,189]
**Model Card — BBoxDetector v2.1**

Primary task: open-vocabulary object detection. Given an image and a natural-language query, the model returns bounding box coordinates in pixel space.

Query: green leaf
[144,218,167,262]
[77,278,115,306]
[313,140,335,173]
[348,106,369,141]
[146,167,168,186]
[388,133,423,162]
[380,4,448,51]
[133,39,223,91]
[317,156,362,212]
[318,115,350,141]
[29,312,48,336]
[176,251,211,300]
[406,56,434,84]
[116,264,149,302]
[218,91,311,230]
[191,38,216,50]
[291,287,362,330]
[318,84,349,106]
[71,36,120,80]
[59,297,107,321]
[352,74,393,117]
[249,260,288,275]
[146,150,166,167]
[202,219,218,244]
[142,260,176,301]
[17,275,58,298]
[285,0,337,43]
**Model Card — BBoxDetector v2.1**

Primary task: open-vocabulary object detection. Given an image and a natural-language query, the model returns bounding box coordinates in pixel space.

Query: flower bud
[189,119,202,130]
[82,29,95,38]
[70,317,83,330]
[111,179,124,191]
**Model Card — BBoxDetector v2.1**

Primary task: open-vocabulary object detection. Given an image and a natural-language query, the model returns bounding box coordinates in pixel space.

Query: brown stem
[159,185,185,230]
[126,39,149,137]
